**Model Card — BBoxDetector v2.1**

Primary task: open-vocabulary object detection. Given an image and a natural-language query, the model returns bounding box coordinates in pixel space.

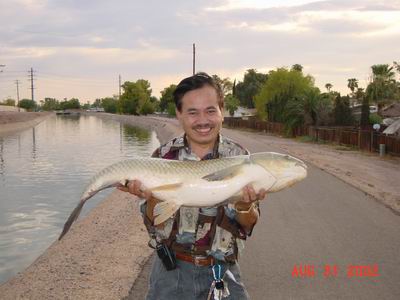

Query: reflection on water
[32,127,36,160]
[0,115,160,283]
[123,124,150,141]
[0,138,4,176]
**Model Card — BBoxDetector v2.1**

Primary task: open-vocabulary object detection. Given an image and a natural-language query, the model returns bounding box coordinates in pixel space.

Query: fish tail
[58,200,85,240]
[58,182,120,240]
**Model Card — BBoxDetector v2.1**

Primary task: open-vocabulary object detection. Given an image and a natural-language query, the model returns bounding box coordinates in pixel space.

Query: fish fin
[58,199,85,240]
[202,164,244,181]
[58,181,120,240]
[153,200,181,225]
[149,182,183,192]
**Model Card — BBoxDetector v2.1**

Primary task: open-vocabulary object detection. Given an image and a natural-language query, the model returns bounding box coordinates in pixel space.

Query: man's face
[176,85,223,150]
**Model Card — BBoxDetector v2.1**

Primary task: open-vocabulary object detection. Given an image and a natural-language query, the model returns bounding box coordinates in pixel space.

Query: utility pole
[119,74,122,99]
[15,80,20,112]
[28,67,35,102]
[192,43,196,75]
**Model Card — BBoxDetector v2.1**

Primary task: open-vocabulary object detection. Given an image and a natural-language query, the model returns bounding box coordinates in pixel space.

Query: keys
[213,279,230,300]
[210,264,230,299]
[215,280,224,290]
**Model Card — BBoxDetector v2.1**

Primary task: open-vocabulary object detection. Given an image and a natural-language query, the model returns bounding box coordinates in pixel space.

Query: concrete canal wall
[0,111,52,136]
[0,105,26,112]
[0,113,182,299]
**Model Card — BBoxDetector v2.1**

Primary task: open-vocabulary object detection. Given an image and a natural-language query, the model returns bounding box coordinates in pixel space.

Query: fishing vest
[140,134,251,262]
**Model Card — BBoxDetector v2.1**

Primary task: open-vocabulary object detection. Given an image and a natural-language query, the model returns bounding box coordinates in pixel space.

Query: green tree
[291,64,303,72]
[139,100,155,115]
[254,67,318,133]
[282,87,321,130]
[42,98,59,111]
[167,102,176,116]
[333,94,354,125]
[19,99,36,111]
[360,96,370,127]
[1,98,16,106]
[354,87,365,105]
[394,61,400,74]
[225,94,240,116]
[82,102,91,110]
[347,78,358,94]
[60,98,80,110]
[315,93,334,125]
[236,69,268,108]
[101,97,118,113]
[366,64,397,113]
[325,83,333,92]
[212,75,233,96]
[119,79,152,115]
[159,84,176,112]
[92,99,101,108]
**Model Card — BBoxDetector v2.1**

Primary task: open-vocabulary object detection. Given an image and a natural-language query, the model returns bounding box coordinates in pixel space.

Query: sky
[0,0,399,103]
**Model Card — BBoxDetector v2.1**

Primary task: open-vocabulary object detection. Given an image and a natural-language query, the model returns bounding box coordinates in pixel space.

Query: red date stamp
[292,264,380,278]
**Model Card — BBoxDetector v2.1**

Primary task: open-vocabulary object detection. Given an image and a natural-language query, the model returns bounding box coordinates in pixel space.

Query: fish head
[249,152,307,192]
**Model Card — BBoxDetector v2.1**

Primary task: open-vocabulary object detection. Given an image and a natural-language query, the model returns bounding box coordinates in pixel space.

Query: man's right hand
[117,180,153,200]
[117,180,162,224]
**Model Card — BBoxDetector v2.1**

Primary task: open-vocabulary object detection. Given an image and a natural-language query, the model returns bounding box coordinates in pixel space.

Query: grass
[295,135,315,143]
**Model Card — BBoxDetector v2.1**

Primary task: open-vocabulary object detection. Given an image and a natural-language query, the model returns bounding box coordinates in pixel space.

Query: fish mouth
[292,158,307,170]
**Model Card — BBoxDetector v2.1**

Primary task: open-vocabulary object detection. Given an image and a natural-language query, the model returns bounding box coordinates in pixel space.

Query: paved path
[129,127,400,300]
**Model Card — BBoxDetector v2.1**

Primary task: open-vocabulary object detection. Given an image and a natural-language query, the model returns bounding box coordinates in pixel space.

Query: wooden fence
[224,117,400,156]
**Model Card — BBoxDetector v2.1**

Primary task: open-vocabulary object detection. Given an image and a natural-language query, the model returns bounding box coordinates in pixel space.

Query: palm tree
[367,64,397,113]
[325,83,333,92]
[347,78,359,106]
[393,61,400,74]
[347,78,358,94]
[371,64,395,81]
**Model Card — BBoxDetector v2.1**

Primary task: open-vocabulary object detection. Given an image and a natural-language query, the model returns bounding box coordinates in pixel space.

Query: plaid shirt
[140,134,249,260]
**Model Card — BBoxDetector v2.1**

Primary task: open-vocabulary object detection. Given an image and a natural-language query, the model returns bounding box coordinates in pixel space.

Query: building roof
[383,118,400,135]
[381,102,400,118]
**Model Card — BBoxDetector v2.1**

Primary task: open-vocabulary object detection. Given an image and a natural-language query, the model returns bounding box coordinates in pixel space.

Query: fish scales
[58,152,307,240]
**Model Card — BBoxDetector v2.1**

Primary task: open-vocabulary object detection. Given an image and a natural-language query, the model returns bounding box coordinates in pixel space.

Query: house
[224,107,257,118]
[351,104,377,116]
[383,118,400,136]
[381,103,400,118]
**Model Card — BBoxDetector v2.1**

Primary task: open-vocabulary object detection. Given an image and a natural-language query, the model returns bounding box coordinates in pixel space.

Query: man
[119,72,266,299]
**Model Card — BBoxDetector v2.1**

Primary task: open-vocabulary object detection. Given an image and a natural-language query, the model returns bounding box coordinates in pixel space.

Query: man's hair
[173,72,224,112]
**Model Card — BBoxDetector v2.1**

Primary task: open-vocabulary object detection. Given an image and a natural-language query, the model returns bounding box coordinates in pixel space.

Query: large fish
[58,152,307,240]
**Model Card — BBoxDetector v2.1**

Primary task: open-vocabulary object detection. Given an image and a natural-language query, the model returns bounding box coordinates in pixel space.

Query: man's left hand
[235,185,267,211]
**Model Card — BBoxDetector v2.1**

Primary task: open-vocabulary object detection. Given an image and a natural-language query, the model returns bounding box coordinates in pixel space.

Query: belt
[175,252,215,266]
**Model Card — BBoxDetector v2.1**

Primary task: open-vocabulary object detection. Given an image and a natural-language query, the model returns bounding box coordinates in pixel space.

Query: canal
[0,114,160,283]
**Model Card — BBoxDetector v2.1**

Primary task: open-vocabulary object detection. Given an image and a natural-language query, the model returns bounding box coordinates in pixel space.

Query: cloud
[1,0,399,101]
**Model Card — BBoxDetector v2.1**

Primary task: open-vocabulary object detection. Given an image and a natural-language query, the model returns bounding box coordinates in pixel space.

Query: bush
[167,102,176,116]
[19,99,36,111]
[369,113,382,125]
[139,100,155,115]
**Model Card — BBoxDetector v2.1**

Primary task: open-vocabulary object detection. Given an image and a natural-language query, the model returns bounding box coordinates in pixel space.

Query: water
[0,114,160,283]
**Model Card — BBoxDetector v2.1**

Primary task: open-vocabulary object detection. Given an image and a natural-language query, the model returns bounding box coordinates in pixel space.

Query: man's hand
[235,185,267,211]
[117,180,152,200]
[117,180,162,224]
[234,185,266,233]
